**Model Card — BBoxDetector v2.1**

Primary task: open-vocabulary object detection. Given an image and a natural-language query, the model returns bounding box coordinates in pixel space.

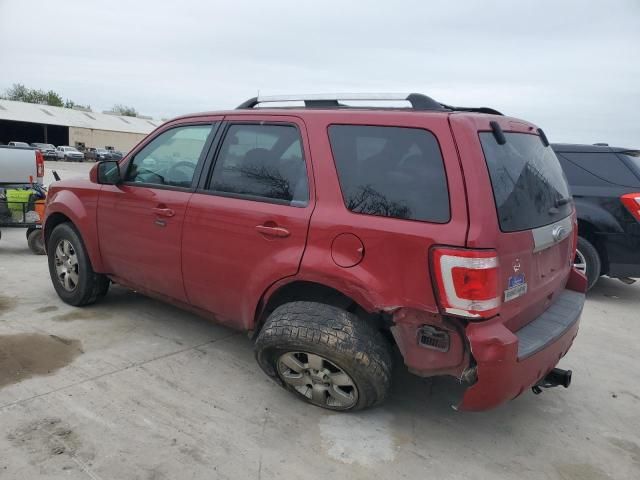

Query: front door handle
[153,207,175,217]
[255,225,290,238]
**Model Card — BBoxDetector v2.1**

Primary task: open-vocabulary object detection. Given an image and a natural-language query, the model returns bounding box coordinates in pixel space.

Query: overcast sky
[1,0,638,146]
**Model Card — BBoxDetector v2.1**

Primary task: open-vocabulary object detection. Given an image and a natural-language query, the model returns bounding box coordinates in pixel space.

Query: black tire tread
[48,223,109,306]
[255,301,393,410]
[578,236,601,291]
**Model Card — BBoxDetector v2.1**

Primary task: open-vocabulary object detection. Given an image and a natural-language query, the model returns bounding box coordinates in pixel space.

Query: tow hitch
[532,368,572,395]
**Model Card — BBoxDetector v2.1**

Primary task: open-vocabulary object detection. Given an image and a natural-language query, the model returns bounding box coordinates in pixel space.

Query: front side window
[208,124,309,206]
[328,125,450,222]
[126,124,214,188]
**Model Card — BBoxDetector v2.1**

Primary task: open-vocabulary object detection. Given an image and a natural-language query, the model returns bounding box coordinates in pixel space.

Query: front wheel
[255,302,393,411]
[575,236,601,291]
[47,223,110,306]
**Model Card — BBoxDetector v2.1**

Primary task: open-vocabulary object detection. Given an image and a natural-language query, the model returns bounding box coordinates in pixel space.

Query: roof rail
[236,93,448,111]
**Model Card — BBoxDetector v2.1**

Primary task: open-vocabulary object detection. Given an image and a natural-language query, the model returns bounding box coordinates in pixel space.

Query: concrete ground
[0,161,638,479]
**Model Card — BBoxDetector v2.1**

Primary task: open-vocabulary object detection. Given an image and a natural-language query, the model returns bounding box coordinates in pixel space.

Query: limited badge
[504,273,527,302]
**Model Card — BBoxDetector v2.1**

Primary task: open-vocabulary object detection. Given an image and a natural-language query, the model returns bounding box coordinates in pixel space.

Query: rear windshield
[480,132,572,232]
[328,125,450,223]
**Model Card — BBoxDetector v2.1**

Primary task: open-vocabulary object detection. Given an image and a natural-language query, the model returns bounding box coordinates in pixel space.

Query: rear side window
[480,132,571,232]
[328,125,450,222]
[618,151,640,181]
[208,124,309,206]
[560,152,639,187]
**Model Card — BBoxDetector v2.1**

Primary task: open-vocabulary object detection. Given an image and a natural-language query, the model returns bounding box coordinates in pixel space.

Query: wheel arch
[577,218,609,275]
[252,279,386,339]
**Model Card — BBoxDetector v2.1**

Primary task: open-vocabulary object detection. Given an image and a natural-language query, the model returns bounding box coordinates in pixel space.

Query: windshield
[97,149,109,154]
[480,132,572,232]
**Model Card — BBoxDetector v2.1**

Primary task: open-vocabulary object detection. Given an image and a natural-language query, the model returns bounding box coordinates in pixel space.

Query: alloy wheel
[54,239,80,291]
[574,249,587,275]
[277,352,358,410]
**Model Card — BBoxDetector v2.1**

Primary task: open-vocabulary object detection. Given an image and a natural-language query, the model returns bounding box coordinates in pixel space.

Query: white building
[0,99,163,152]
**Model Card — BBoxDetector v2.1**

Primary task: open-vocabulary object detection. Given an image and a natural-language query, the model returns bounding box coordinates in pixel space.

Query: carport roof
[0,99,162,135]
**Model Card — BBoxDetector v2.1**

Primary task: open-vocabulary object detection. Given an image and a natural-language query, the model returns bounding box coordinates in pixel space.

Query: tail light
[35,150,45,178]
[621,193,640,222]
[432,247,500,320]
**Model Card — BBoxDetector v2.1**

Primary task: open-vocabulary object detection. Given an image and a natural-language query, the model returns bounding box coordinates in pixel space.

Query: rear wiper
[555,197,571,207]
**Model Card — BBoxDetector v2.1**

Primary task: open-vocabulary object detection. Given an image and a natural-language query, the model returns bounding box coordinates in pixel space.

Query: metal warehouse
[0,99,161,152]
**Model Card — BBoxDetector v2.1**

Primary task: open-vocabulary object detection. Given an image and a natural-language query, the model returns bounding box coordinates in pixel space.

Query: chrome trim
[257,93,411,103]
[532,216,573,253]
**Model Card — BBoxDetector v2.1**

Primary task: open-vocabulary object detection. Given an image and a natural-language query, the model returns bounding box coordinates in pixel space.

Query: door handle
[255,225,290,238]
[153,207,175,217]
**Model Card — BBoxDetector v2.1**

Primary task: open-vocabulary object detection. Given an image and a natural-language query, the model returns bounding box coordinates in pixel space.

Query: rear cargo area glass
[480,132,571,232]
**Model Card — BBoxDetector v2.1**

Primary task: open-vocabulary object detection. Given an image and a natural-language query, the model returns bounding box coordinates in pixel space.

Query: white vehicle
[56,146,85,162]
[0,146,44,184]
[8,141,30,148]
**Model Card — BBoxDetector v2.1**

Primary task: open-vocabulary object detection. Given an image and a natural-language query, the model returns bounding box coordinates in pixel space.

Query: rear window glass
[480,132,571,232]
[328,125,450,223]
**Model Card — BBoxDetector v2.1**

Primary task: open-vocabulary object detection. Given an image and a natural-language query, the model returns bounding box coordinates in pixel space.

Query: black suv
[552,144,640,289]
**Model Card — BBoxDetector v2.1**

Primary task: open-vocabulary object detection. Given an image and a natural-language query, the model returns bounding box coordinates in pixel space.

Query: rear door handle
[255,225,290,238]
[153,207,175,217]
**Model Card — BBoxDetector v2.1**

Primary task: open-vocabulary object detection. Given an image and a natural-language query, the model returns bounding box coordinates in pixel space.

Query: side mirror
[96,161,122,185]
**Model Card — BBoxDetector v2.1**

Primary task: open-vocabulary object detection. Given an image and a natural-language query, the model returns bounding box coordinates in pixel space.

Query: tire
[576,236,601,291]
[47,222,110,306]
[255,302,393,411]
[27,229,45,255]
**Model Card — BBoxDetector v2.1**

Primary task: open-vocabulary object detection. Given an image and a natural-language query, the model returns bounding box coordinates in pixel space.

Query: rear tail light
[35,150,45,178]
[432,247,500,320]
[621,193,640,222]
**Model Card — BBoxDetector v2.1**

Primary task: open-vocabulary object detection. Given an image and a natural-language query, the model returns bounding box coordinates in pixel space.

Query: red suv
[44,94,587,411]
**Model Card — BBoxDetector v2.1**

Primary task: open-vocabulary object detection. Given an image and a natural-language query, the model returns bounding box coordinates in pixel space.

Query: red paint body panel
[43,106,586,412]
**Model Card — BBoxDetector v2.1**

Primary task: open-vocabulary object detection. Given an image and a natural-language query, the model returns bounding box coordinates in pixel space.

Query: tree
[112,104,138,117]
[1,83,93,110]
[2,83,64,107]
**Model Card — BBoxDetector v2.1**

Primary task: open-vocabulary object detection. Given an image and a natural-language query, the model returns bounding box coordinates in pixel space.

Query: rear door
[181,116,314,329]
[452,116,575,331]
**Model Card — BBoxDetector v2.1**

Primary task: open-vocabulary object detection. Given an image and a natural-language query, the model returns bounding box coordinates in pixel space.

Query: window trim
[198,120,311,208]
[121,121,220,192]
[326,123,452,224]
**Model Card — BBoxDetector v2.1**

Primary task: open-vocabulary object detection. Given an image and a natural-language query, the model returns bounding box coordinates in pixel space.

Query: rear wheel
[47,223,110,306]
[575,236,601,290]
[255,301,392,411]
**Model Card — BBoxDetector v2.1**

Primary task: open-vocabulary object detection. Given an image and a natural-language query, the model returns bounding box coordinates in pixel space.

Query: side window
[208,124,309,206]
[328,125,450,222]
[562,152,637,187]
[125,124,214,188]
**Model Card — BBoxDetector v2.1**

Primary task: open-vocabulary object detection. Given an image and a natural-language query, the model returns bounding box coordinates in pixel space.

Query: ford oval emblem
[552,226,566,241]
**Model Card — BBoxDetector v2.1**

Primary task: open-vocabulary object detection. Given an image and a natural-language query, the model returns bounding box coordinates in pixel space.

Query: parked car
[44,93,586,412]
[85,147,113,162]
[0,145,45,184]
[31,143,58,161]
[108,150,124,160]
[56,146,85,162]
[8,141,30,148]
[553,143,640,289]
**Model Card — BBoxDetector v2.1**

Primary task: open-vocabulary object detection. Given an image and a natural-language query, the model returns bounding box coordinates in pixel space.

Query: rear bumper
[458,288,585,411]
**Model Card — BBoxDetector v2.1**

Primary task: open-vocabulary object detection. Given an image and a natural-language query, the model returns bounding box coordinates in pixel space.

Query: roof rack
[236,93,447,111]
[236,93,503,115]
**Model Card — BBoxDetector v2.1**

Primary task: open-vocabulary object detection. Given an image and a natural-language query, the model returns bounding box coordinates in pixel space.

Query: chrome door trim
[532,215,573,253]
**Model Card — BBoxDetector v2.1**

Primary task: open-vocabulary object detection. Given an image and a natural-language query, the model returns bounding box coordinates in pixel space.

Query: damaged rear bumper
[458,288,585,411]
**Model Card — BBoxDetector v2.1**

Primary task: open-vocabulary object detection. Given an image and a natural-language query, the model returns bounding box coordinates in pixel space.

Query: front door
[97,122,218,302]
[182,117,314,328]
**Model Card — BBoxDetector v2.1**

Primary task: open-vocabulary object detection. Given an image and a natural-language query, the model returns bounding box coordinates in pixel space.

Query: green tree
[112,103,138,117]
[2,83,64,107]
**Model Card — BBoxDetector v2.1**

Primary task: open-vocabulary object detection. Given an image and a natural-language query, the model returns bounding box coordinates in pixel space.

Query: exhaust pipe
[532,368,572,394]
